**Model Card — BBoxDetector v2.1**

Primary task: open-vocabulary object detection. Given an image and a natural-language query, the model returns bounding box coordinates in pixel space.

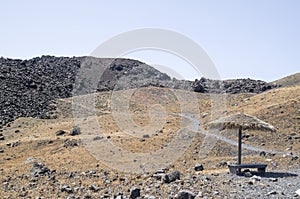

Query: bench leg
[258,167,266,173]
[229,166,237,174]
[229,167,237,174]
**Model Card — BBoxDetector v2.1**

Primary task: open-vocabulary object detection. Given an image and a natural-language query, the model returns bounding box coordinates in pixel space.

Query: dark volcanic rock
[69,126,81,136]
[60,185,73,193]
[194,163,204,171]
[130,187,141,199]
[163,171,182,183]
[89,184,99,192]
[55,130,66,136]
[0,56,81,129]
[29,162,50,177]
[63,139,81,147]
[176,190,196,199]
[0,56,280,129]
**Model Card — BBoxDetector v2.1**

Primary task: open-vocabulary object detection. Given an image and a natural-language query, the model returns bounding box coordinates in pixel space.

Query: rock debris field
[0,56,279,129]
[1,55,299,198]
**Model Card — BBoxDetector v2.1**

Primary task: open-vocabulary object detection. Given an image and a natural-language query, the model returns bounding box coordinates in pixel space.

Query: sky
[0,0,299,81]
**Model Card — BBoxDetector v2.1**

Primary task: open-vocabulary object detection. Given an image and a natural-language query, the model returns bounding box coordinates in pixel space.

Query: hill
[0,56,279,129]
[0,86,299,198]
[271,72,300,87]
[0,56,299,198]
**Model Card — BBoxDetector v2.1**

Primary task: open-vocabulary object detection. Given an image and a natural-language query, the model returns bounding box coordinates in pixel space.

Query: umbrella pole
[238,128,242,165]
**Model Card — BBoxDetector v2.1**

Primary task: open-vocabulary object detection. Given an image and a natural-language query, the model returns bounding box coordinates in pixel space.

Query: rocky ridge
[0,56,280,129]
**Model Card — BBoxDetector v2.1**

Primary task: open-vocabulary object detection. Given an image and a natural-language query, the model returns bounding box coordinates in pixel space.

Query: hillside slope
[271,72,300,87]
[0,56,279,129]
[0,86,299,198]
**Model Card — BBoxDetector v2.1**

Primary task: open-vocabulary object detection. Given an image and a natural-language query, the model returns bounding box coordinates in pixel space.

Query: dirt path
[181,113,288,155]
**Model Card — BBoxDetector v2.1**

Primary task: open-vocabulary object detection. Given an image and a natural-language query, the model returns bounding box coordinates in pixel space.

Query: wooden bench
[228,163,267,174]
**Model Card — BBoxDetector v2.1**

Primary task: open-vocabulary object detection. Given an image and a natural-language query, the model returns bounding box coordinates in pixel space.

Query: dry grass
[0,86,299,192]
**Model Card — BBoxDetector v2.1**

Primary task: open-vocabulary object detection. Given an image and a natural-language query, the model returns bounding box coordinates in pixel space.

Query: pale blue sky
[0,0,299,81]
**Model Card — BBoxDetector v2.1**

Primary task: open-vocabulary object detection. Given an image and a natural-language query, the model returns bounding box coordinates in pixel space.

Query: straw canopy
[208,113,276,132]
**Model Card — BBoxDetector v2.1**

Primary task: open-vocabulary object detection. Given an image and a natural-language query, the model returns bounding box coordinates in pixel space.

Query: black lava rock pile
[0,56,81,128]
[0,56,280,128]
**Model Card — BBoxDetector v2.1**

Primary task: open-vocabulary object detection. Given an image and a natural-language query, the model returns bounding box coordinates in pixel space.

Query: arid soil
[0,85,299,198]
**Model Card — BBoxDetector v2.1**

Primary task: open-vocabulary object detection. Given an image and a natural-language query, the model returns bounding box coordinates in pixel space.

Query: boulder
[130,187,141,199]
[55,130,66,136]
[176,190,196,199]
[29,162,50,177]
[69,126,81,136]
[60,185,73,193]
[162,171,181,183]
[194,163,204,171]
[89,184,99,192]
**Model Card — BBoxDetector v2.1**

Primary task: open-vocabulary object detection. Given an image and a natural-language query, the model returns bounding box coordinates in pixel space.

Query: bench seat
[228,163,267,174]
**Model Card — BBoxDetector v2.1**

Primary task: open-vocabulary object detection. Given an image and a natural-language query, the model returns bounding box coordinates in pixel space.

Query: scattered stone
[0,136,5,140]
[153,173,165,180]
[296,189,300,196]
[250,175,261,181]
[93,136,103,141]
[293,136,300,139]
[0,147,4,153]
[25,157,35,164]
[194,163,204,171]
[244,172,253,177]
[269,178,278,182]
[242,133,250,139]
[162,171,181,183]
[69,126,81,136]
[143,134,150,138]
[60,185,73,193]
[63,139,80,147]
[29,162,50,177]
[19,191,27,197]
[145,195,156,199]
[130,187,140,199]
[267,191,277,195]
[259,151,266,156]
[286,147,292,151]
[155,168,168,174]
[291,155,298,161]
[201,113,208,118]
[201,175,211,182]
[176,190,196,199]
[219,160,227,167]
[89,184,99,192]
[6,141,19,147]
[55,130,66,136]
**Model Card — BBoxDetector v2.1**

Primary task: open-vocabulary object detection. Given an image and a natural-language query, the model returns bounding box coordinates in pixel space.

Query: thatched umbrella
[208,113,276,164]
